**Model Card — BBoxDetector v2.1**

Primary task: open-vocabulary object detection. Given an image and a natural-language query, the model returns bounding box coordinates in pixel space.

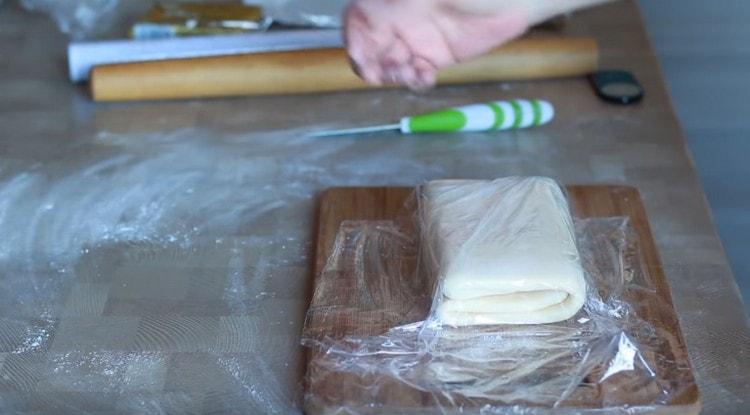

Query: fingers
[344,0,440,91]
[412,56,438,90]
[383,52,438,92]
[380,33,423,89]
[344,2,383,85]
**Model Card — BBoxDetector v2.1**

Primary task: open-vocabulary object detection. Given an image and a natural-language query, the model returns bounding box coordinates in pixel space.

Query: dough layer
[422,177,586,325]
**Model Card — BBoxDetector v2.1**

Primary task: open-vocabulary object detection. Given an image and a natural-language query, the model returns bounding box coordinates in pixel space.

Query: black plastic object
[589,70,644,105]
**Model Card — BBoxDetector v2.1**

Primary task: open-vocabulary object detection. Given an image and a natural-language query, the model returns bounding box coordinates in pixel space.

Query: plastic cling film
[304,220,430,340]
[420,178,586,326]
[302,182,694,414]
[20,0,122,39]
[21,0,343,39]
[254,0,345,28]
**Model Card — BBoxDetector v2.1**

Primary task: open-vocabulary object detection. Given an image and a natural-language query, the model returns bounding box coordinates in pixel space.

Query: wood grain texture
[90,38,597,101]
[639,0,750,317]
[306,185,699,414]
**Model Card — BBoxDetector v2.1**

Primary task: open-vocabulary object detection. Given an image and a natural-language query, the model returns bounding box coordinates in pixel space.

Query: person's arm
[345,0,616,90]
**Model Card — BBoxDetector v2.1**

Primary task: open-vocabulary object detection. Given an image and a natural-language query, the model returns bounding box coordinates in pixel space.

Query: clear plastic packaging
[255,0,344,28]
[421,178,587,326]
[18,0,344,40]
[20,0,123,39]
[302,179,694,414]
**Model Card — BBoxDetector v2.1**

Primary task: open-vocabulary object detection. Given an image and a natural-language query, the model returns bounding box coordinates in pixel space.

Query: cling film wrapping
[420,178,585,326]
[302,177,695,414]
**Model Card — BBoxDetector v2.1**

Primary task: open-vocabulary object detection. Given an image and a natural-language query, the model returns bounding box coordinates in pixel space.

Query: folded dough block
[422,177,586,325]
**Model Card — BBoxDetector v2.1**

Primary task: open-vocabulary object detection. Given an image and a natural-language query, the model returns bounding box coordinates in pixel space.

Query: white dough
[422,177,586,325]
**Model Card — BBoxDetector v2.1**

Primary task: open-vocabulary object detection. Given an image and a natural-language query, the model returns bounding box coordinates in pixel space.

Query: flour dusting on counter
[0,127,451,412]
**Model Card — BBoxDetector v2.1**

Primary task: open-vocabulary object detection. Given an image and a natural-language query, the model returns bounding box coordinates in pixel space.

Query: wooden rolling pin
[91,37,597,101]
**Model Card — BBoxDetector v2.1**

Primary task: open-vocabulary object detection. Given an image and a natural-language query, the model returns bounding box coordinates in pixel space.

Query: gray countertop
[0,0,748,413]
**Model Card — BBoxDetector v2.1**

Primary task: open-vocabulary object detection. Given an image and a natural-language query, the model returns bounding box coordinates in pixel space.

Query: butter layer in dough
[422,177,586,325]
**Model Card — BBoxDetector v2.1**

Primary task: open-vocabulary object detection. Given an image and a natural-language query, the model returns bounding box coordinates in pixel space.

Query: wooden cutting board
[305,186,699,414]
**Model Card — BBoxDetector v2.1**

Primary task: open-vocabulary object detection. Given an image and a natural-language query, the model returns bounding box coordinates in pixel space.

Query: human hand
[344,0,614,90]
[344,0,531,90]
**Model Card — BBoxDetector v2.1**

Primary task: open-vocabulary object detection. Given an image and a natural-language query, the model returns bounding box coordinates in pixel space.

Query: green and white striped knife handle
[400,99,554,134]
